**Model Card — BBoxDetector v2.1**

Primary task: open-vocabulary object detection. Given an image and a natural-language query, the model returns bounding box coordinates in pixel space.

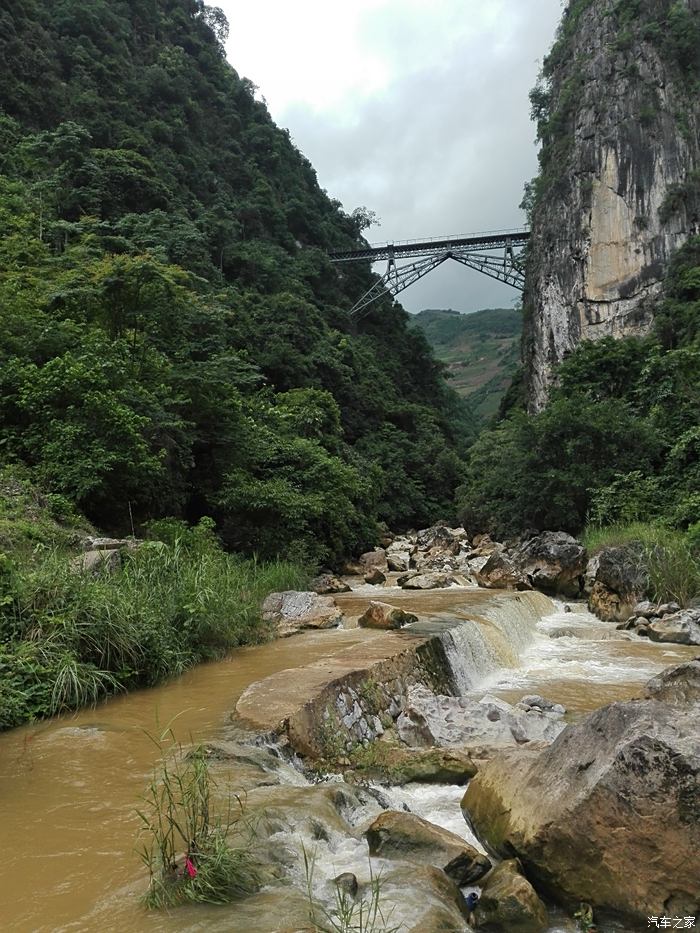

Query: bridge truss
[329,229,530,319]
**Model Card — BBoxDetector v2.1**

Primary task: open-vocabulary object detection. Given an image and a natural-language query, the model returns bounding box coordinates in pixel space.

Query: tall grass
[138,737,261,908]
[582,522,700,606]
[0,519,307,728]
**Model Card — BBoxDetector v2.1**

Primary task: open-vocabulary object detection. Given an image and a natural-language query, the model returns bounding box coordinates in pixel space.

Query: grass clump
[582,522,700,607]
[0,517,306,729]
[138,738,261,908]
[303,846,402,933]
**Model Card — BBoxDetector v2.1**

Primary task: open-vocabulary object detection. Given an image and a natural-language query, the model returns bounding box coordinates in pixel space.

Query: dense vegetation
[410,308,521,419]
[0,477,305,729]
[457,236,700,543]
[0,0,471,569]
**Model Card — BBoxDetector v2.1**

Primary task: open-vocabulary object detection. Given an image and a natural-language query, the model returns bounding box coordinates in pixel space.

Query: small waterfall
[442,622,504,693]
[439,591,553,694]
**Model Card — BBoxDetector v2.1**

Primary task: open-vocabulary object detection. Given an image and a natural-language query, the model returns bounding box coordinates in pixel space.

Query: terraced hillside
[411,308,521,419]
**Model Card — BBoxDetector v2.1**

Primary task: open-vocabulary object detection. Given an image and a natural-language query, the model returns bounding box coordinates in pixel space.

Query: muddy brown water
[0,586,694,931]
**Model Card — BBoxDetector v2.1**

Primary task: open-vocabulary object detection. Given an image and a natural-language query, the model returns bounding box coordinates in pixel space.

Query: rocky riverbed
[1,523,697,932]
[227,523,700,931]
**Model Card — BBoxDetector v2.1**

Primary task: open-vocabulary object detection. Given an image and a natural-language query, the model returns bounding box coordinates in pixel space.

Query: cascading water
[435,590,553,694]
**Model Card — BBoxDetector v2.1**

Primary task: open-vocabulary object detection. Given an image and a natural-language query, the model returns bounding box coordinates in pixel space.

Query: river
[0,585,693,932]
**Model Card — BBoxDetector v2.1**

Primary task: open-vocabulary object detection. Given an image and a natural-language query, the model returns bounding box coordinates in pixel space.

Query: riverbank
[0,501,305,729]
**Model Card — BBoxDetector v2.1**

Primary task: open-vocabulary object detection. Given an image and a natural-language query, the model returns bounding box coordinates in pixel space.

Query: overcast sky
[222,0,563,313]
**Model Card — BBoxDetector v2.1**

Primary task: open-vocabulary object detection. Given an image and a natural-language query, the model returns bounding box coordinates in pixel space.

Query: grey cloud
[279,0,562,312]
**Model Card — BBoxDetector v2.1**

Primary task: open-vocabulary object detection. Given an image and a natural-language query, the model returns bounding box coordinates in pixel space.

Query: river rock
[261,591,343,637]
[645,659,700,705]
[648,608,700,646]
[586,543,648,622]
[390,747,477,785]
[359,548,388,574]
[350,743,477,785]
[396,685,566,752]
[363,567,386,585]
[472,550,531,590]
[310,573,351,595]
[401,572,454,590]
[386,537,414,572]
[365,810,491,885]
[510,531,587,597]
[332,872,359,897]
[462,695,700,923]
[357,601,417,630]
[380,864,472,932]
[474,859,548,932]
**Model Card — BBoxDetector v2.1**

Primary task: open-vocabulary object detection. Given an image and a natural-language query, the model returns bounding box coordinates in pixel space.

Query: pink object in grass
[184,856,198,878]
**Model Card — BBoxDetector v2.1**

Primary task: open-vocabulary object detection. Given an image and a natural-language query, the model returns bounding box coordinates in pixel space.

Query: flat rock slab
[236,629,429,735]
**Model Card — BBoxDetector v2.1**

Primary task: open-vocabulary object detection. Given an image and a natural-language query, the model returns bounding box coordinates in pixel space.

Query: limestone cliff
[524,0,700,410]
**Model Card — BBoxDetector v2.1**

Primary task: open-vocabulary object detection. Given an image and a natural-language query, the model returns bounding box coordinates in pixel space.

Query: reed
[137,738,261,908]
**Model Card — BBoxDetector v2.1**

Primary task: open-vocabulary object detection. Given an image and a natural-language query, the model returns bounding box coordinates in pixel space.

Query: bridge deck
[330,228,530,263]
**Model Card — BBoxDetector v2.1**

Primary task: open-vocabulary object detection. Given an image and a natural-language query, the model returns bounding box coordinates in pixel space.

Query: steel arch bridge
[329,228,529,319]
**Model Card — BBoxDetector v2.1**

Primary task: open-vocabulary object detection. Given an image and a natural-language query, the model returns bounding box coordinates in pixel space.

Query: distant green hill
[411,308,522,418]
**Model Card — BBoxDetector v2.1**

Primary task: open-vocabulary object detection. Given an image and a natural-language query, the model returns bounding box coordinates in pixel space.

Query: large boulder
[400,572,455,590]
[357,601,417,631]
[474,860,548,932]
[72,548,121,574]
[379,864,472,933]
[645,658,700,705]
[363,567,386,585]
[365,810,491,885]
[586,543,648,622]
[471,550,531,590]
[386,537,414,573]
[511,531,587,597]
[261,591,343,637]
[397,685,566,752]
[648,607,700,646]
[462,687,700,923]
[359,548,388,574]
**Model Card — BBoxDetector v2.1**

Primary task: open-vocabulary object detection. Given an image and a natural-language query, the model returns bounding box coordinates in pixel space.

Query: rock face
[357,601,418,630]
[365,810,491,885]
[511,532,587,597]
[462,679,700,923]
[524,0,700,410]
[397,685,566,752]
[474,860,548,933]
[260,591,343,637]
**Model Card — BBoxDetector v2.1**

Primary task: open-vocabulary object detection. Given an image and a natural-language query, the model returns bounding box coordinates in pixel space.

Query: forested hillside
[410,308,521,418]
[0,0,472,565]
